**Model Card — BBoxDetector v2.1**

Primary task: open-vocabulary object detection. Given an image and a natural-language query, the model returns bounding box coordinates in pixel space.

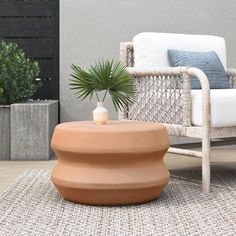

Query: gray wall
[60,0,236,122]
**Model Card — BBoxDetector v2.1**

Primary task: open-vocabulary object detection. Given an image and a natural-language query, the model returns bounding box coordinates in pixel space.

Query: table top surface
[56,120,165,133]
[52,120,169,153]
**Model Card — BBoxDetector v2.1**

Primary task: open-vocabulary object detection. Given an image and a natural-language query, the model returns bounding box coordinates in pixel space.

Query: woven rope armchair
[119,39,236,193]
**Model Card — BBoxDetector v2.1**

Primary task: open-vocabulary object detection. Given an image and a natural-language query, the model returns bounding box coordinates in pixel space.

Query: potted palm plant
[70,60,136,124]
[0,39,40,160]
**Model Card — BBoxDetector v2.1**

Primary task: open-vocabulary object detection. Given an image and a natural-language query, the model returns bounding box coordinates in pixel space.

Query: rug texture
[0,169,235,236]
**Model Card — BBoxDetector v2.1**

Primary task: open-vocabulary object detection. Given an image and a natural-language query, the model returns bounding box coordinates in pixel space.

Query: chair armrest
[227,68,236,88]
[120,67,210,130]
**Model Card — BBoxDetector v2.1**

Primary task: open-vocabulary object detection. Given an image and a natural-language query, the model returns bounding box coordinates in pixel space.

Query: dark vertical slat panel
[0,1,53,16]
[0,18,53,37]
[33,80,54,100]
[52,0,60,100]
[37,59,53,79]
[0,0,59,100]
[5,38,53,58]
[31,59,54,100]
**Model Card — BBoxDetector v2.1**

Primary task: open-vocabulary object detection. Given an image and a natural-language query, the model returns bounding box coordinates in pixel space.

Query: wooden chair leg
[202,134,211,193]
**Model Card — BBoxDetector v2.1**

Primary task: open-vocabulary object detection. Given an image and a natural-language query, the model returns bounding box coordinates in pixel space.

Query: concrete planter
[0,105,11,160]
[11,100,58,160]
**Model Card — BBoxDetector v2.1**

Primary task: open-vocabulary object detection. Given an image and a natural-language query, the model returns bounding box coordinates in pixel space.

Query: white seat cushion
[191,89,236,127]
[133,32,227,69]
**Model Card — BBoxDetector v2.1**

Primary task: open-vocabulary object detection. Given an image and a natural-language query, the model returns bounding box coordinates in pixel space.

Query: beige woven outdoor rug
[0,169,235,236]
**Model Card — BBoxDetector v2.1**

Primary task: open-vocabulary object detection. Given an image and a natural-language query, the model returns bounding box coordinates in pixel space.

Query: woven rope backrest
[127,46,134,67]
[119,42,187,125]
[127,75,184,124]
[227,70,236,88]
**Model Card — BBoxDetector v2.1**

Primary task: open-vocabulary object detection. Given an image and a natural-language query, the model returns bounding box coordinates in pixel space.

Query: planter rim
[0,100,58,107]
[12,100,58,105]
[0,105,10,108]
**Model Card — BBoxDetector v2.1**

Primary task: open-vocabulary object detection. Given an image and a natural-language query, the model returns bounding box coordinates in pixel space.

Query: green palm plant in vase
[70,60,136,124]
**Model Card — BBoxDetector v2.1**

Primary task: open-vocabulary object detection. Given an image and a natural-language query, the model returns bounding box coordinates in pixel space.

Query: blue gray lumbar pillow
[168,49,230,89]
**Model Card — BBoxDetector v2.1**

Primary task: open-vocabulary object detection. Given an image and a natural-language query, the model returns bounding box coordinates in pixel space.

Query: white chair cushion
[191,89,236,127]
[133,32,227,69]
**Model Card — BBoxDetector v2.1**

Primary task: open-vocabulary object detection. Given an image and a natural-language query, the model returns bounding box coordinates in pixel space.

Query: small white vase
[93,102,109,125]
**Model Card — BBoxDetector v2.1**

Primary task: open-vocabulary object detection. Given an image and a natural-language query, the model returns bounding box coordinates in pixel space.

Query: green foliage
[70,60,136,111]
[0,39,40,105]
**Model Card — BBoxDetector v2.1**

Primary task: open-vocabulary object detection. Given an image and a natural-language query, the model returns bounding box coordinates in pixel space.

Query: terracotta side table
[51,121,170,205]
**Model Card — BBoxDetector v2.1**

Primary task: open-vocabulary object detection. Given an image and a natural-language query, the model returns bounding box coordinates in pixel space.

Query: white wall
[60,0,236,122]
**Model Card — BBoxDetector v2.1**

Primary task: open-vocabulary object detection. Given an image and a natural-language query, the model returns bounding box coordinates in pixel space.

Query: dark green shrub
[0,39,40,105]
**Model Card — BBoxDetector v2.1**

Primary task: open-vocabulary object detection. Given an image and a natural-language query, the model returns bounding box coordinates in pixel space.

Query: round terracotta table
[51,121,170,206]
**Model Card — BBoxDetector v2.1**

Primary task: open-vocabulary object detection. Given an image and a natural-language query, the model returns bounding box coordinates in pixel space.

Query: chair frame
[119,42,236,193]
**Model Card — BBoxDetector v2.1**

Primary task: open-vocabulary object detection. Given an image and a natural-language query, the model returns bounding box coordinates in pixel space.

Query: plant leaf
[70,60,136,111]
